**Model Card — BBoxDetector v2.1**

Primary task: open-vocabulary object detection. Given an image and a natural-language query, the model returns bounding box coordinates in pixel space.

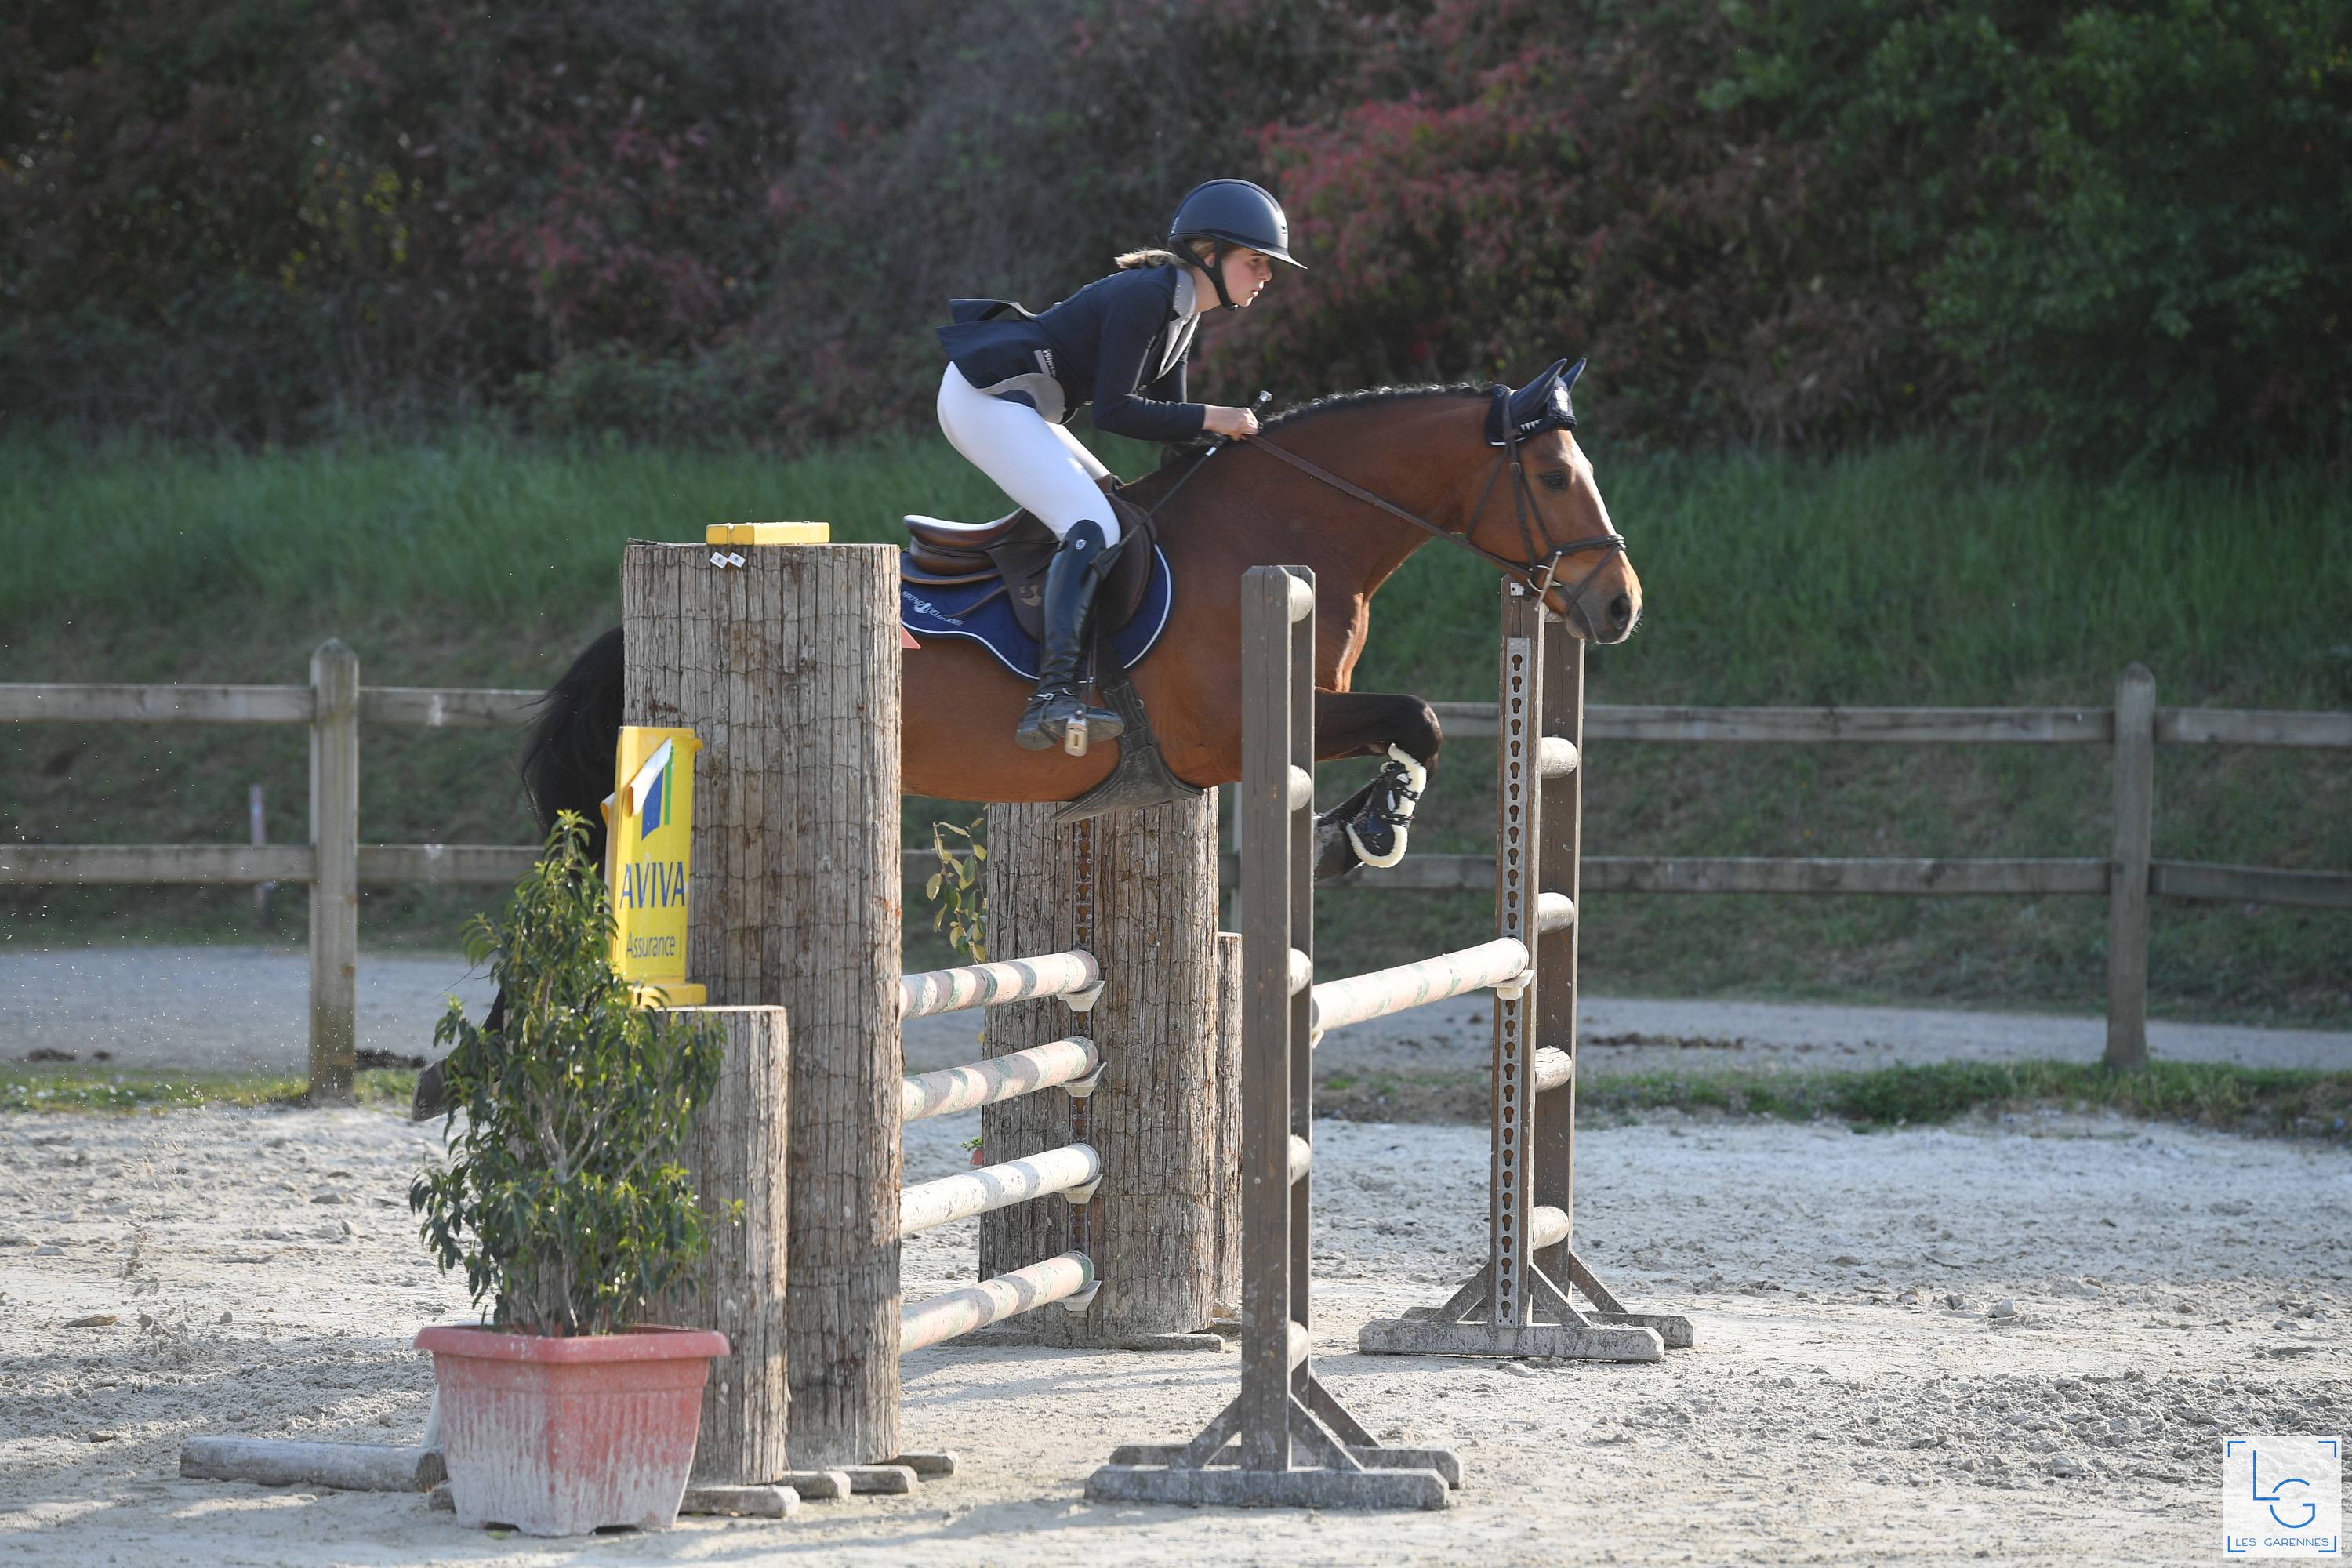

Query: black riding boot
[1015,520,1127,755]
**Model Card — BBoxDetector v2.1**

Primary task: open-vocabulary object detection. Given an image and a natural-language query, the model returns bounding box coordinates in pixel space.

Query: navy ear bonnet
[1484,357,1585,447]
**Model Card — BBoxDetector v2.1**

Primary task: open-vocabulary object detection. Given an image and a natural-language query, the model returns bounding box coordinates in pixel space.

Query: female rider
[934,178,1304,753]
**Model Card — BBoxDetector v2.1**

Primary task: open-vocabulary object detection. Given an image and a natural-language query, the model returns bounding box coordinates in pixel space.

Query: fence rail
[5,655,2349,1083]
[1432,699,2352,749]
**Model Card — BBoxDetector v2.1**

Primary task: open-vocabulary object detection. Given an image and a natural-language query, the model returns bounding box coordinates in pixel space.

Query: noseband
[1236,408,1629,628]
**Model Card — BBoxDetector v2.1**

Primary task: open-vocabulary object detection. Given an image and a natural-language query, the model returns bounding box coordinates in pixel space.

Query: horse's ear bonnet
[1485,357,1584,447]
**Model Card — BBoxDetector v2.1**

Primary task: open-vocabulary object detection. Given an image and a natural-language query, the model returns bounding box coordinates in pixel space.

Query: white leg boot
[1343,745,1428,869]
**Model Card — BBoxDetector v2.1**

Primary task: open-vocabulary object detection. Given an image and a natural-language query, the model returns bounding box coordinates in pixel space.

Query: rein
[1148,397,1628,624]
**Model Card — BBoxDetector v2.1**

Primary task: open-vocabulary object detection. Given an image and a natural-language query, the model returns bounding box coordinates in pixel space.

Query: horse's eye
[1539,470,1569,491]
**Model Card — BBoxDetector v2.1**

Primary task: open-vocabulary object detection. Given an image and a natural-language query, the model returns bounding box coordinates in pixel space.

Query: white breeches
[936,365,1119,546]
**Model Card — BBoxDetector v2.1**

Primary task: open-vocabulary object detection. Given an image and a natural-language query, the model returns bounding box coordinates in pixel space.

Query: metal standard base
[1115,1331,1229,1353]
[1087,1462,1452,1511]
[1396,1303,1695,1349]
[1087,1375,1461,1513]
[1362,1253,1694,1361]
[1107,1443,1463,1488]
[1358,1318,1663,1362]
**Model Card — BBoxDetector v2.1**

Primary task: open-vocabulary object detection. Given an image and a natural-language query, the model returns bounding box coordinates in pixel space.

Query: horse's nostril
[1608,593,1632,630]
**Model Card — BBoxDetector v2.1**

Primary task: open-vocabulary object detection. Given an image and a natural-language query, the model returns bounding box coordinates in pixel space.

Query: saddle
[901,484,1159,644]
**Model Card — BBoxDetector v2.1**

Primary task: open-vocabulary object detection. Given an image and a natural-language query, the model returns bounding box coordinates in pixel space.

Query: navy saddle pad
[899,545,1174,683]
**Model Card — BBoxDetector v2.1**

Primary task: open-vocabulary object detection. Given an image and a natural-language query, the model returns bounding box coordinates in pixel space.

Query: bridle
[1200,393,1630,630]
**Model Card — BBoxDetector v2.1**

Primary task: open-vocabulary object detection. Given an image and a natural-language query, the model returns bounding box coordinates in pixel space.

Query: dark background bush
[5,0,2346,464]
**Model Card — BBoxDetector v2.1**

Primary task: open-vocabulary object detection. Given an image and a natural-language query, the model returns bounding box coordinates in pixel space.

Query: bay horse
[415,361,1639,1117]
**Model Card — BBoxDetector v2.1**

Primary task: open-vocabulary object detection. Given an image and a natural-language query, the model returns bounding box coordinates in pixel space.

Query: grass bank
[2,431,2346,1024]
[12,1058,2345,1149]
[1316,1060,2352,1144]
[2,1063,419,1114]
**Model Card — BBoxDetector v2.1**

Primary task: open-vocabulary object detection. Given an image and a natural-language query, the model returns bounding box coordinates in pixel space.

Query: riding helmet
[1167,179,1305,270]
[1171,180,1308,310]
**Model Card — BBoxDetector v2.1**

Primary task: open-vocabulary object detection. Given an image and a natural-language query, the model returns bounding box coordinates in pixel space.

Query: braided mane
[1149,379,1491,480]
[1262,379,1491,431]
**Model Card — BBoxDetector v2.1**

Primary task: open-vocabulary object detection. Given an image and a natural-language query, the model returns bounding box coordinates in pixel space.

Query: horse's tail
[518,623,626,870]
[418,624,626,1124]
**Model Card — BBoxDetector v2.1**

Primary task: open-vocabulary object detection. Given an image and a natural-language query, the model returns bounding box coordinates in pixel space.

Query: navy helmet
[1168,179,1305,308]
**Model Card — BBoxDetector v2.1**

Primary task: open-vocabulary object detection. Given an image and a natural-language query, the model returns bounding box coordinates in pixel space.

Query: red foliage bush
[5,0,2343,463]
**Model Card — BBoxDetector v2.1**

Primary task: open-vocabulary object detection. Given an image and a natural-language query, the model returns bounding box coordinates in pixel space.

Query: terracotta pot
[416,1323,728,1536]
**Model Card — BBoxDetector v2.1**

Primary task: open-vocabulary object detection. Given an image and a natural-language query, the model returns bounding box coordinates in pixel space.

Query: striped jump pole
[894,971,1109,1352]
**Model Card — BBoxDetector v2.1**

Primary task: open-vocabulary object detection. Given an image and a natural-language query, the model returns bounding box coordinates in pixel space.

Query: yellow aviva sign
[603,726,705,1007]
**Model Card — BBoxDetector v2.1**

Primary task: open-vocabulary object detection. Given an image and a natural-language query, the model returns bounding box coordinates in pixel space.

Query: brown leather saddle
[900,486,1159,645]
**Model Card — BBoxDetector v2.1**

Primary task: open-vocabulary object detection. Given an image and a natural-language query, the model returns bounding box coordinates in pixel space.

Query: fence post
[307,641,361,1103]
[621,540,903,1472]
[249,783,274,930]
[2104,663,2156,1070]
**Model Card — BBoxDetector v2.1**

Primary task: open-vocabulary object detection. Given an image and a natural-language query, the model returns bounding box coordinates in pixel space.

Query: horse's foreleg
[1310,691,1442,878]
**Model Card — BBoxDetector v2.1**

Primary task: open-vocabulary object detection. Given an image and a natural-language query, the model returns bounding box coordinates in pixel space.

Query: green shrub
[410,812,726,1337]
[7,2,2344,459]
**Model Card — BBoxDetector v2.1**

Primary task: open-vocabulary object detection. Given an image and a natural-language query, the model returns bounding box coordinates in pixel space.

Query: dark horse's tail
[517,625,629,867]
[412,626,627,1121]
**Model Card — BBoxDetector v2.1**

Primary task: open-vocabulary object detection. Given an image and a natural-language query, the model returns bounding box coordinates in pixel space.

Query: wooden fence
[5,648,2347,1094]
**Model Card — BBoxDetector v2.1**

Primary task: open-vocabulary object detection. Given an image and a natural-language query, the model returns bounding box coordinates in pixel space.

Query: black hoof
[1312,776,1381,882]
[1312,818,1366,882]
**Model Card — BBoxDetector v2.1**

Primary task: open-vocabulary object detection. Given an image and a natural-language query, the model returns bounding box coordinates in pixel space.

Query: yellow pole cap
[705,522,833,546]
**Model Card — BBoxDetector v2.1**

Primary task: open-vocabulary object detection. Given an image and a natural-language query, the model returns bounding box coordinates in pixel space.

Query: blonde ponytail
[1115,239,1218,270]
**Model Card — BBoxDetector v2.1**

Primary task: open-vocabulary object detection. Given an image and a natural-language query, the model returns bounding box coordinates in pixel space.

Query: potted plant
[411,813,730,1536]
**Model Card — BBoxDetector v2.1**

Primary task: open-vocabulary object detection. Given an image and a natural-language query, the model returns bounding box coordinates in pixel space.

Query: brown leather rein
[1157,408,1629,627]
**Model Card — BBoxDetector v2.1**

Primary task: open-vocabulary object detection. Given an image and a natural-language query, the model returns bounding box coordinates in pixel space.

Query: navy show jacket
[937,263,1207,443]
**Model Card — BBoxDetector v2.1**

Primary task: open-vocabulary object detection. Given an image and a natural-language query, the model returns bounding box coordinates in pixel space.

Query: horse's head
[1461,358,1642,643]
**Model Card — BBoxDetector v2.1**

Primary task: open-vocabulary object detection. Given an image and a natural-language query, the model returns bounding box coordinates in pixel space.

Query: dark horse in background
[415,358,1639,1118]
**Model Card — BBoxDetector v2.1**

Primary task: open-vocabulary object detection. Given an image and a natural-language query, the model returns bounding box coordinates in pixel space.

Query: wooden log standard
[981,793,1231,1349]
[659,1006,790,1486]
[622,539,902,1473]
